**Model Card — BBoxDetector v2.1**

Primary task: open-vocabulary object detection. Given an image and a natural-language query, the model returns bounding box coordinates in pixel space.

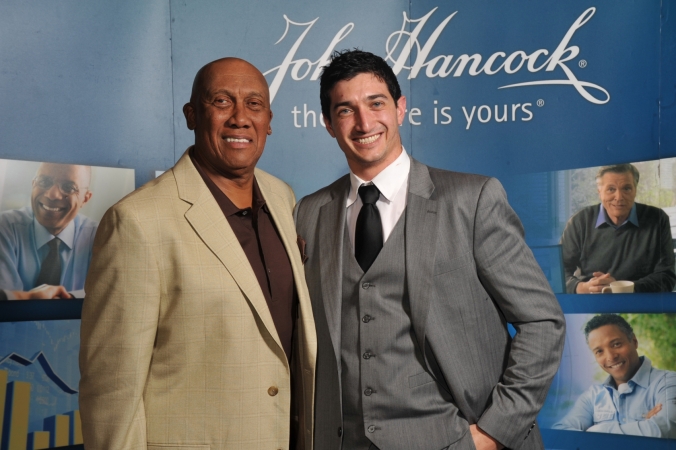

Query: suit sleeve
[79,203,161,450]
[472,178,566,449]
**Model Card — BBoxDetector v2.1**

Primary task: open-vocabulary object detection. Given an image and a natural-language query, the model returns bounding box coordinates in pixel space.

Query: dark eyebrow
[332,93,389,111]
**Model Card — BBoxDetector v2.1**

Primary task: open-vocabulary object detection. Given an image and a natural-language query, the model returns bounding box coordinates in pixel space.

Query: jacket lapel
[317,176,350,367]
[405,159,439,355]
[255,170,317,370]
[173,152,284,355]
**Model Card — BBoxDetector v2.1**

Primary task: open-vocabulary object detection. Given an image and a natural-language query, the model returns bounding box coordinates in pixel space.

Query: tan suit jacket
[79,151,317,450]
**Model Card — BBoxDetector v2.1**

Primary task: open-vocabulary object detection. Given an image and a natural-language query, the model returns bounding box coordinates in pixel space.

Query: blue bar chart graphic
[0,321,81,450]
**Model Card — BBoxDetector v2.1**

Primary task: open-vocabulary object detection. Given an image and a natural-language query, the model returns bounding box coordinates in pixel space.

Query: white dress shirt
[346,149,410,252]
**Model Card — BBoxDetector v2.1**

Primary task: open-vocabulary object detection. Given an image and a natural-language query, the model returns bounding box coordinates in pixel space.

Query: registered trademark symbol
[537,99,545,107]
[579,59,587,68]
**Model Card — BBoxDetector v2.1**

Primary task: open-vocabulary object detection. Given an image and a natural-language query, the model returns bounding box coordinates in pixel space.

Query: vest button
[361,282,370,289]
[362,315,372,323]
[267,386,278,396]
[364,388,373,396]
[363,352,372,359]
[338,427,343,437]
[367,425,376,433]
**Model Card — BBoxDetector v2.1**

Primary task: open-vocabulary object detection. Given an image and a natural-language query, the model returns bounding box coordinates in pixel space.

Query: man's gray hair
[596,163,640,187]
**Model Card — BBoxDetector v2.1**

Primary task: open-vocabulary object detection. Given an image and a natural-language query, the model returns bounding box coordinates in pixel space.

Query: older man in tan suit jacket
[79,58,316,450]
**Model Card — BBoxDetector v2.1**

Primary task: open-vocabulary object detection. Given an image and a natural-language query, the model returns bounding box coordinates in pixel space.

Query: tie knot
[358,184,380,205]
[48,238,61,251]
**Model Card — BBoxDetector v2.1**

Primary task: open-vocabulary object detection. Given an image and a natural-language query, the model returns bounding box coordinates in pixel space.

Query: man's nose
[43,184,64,199]
[227,102,250,127]
[354,108,372,132]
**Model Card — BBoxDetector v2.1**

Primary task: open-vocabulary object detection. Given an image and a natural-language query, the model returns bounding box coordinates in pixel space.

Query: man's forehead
[38,164,77,176]
[200,63,269,98]
[589,325,624,344]
[37,164,89,182]
[331,73,391,99]
[601,172,633,184]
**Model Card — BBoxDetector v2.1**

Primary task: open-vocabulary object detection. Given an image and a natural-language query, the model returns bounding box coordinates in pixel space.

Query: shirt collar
[190,148,266,216]
[33,213,75,250]
[603,356,651,390]
[596,203,638,229]
[347,148,410,207]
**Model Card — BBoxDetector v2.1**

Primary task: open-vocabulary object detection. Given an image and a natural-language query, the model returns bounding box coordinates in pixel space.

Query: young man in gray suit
[294,50,566,450]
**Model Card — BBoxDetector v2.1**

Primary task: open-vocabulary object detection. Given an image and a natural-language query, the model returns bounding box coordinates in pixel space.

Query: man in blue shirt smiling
[553,314,676,438]
[0,162,97,300]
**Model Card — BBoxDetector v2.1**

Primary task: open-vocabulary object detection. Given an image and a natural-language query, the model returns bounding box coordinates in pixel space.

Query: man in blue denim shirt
[553,314,676,438]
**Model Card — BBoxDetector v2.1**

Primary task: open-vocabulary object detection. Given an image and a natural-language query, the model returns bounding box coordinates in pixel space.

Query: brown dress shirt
[190,151,297,362]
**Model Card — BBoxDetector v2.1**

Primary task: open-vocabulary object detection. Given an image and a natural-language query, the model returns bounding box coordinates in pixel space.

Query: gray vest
[340,214,457,450]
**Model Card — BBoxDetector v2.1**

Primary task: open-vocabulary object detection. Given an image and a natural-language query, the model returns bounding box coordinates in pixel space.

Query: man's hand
[470,425,504,450]
[576,272,617,293]
[13,284,71,300]
[644,403,662,419]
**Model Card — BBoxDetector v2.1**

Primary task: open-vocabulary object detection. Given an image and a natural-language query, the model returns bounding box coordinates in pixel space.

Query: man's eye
[61,183,78,194]
[373,101,383,107]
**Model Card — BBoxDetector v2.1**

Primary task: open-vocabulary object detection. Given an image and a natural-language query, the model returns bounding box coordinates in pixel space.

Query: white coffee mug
[601,280,635,294]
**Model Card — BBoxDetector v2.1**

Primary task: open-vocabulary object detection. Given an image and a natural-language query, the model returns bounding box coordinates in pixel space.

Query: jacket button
[362,315,372,323]
[338,427,343,437]
[363,352,372,359]
[364,388,373,396]
[367,425,376,433]
[361,282,370,289]
[267,386,279,396]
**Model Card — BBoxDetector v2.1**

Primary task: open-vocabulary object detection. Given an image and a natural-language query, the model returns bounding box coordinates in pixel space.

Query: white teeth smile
[225,138,249,143]
[41,204,62,212]
[356,134,380,144]
[608,361,624,369]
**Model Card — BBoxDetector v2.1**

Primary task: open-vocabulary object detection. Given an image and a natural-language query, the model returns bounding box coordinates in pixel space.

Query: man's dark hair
[584,314,634,342]
[596,164,640,187]
[319,49,402,121]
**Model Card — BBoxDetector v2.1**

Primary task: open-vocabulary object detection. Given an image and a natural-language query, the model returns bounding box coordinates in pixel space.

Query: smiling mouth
[224,137,250,143]
[606,361,625,370]
[39,202,65,213]
[355,134,381,145]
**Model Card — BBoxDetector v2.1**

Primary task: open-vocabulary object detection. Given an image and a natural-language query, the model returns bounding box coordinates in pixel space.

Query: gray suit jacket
[294,158,565,450]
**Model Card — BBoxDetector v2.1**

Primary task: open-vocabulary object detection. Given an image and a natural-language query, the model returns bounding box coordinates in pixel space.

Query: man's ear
[268,110,273,135]
[82,190,93,206]
[396,95,407,126]
[183,103,196,130]
[323,115,336,138]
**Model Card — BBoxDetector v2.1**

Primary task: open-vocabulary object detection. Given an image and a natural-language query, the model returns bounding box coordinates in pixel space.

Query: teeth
[357,134,380,144]
[41,204,62,212]
[609,362,623,369]
[225,138,249,143]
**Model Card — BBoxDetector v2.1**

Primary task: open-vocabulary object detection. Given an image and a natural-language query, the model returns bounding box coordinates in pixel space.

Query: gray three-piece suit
[294,158,565,450]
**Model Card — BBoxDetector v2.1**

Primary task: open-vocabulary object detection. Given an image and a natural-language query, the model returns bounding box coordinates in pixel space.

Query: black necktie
[36,238,62,286]
[355,184,383,272]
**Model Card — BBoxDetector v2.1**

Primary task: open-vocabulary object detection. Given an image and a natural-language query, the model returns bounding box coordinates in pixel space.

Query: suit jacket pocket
[434,251,472,276]
[148,445,210,450]
[409,370,435,388]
